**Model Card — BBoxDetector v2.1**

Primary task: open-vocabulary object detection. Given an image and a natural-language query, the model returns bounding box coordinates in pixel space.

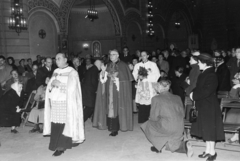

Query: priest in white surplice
[44,53,85,156]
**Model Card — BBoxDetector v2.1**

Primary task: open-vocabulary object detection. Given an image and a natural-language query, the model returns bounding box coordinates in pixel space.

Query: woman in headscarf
[0,82,24,133]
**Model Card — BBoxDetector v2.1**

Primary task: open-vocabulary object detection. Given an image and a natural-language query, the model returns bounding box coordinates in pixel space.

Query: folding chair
[21,91,36,127]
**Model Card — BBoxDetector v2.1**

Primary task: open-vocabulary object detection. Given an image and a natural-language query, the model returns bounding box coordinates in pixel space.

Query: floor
[0,115,239,161]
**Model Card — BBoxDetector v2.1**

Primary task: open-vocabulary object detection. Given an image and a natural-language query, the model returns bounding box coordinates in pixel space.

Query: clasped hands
[51,79,62,88]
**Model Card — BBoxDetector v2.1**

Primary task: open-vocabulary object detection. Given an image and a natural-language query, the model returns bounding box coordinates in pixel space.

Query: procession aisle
[0,115,239,161]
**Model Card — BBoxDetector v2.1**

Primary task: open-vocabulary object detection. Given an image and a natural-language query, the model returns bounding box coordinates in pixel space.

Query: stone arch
[28,0,63,31]
[165,0,194,35]
[58,0,124,36]
[123,10,144,36]
[28,9,60,33]
[154,14,167,39]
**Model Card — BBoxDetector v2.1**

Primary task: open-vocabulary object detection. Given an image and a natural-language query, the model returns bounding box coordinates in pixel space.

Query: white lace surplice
[132,61,160,105]
[49,70,69,124]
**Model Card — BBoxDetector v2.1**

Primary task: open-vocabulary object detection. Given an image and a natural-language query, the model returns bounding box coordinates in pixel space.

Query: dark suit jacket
[120,54,132,64]
[25,76,37,96]
[78,65,87,82]
[171,73,188,104]
[36,66,53,88]
[216,63,231,91]
[82,65,99,107]
[185,64,201,95]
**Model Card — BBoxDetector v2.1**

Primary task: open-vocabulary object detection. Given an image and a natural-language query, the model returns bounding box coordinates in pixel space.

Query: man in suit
[36,57,53,88]
[82,59,102,122]
[33,55,42,67]
[215,56,231,91]
[25,64,38,96]
[141,79,193,157]
[120,47,132,64]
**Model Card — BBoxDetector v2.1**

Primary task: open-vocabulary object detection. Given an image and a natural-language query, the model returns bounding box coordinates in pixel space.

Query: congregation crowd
[0,46,240,160]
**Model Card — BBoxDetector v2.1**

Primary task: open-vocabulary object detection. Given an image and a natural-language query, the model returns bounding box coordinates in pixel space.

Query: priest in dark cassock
[141,79,193,157]
[93,49,134,136]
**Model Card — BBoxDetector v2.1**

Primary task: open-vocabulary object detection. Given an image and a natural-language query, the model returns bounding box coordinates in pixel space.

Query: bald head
[45,57,52,68]
[94,59,103,70]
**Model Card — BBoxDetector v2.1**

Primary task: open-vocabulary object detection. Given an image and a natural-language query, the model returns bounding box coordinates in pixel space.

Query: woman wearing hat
[190,53,224,161]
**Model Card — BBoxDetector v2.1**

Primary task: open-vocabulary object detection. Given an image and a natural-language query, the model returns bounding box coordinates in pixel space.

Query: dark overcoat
[0,89,23,127]
[185,64,201,95]
[216,63,231,91]
[36,66,54,88]
[191,67,225,141]
[82,65,99,107]
[141,92,185,152]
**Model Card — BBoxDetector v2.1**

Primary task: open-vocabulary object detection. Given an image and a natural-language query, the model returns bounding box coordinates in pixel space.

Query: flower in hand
[138,66,148,80]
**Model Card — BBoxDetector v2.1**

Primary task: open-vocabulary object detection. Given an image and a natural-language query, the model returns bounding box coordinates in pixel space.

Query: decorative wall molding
[28,0,123,36]
[102,0,121,36]
[28,0,63,31]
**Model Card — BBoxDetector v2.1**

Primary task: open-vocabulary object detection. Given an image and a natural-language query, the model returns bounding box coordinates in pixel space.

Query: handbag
[189,102,198,123]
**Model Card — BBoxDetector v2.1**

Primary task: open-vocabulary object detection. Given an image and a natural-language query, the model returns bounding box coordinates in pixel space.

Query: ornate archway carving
[28,0,123,36]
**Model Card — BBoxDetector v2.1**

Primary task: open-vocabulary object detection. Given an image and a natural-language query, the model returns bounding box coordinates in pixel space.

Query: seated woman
[0,82,24,133]
[226,72,240,143]
[4,69,28,93]
[28,84,46,133]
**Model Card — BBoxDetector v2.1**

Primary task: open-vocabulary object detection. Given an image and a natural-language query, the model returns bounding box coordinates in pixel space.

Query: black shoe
[206,153,217,161]
[109,131,118,136]
[198,152,211,158]
[11,129,18,134]
[29,127,40,133]
[150,146,161,153]
[72,143,80,147]
[52,150,64,156]
[185,141,194,157]
[37,128,43,133]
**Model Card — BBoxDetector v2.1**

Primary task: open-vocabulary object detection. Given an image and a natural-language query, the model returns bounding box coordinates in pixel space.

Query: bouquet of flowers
[138,66,148,80]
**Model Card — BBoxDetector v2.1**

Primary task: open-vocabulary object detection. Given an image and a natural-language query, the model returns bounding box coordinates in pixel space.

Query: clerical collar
[112,59,119,64]
[60,65,68,69]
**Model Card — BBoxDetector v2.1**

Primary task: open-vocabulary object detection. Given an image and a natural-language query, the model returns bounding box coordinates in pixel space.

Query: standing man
[82,59,102,122]
[141,80,193,157]
[44,53,84,156]
[33,55,42,67]
[36,57,53,88]
[0,55,12,97]
[120,47,132,64]
[93,49,134,136]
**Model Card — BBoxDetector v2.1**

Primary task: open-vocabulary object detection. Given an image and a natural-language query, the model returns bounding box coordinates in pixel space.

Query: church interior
[0,0,240,160]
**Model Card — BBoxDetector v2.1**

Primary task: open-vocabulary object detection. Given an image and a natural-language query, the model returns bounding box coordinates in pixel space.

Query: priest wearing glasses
[93,49,134,136]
